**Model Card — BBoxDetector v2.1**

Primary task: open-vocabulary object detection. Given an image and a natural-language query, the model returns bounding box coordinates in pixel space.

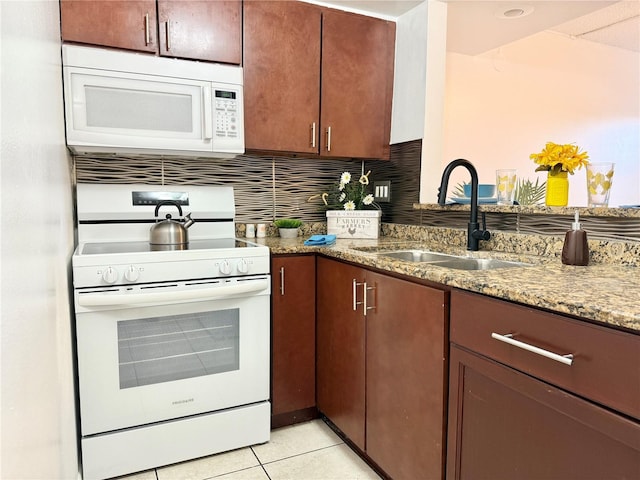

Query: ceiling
[311,1,640,55]
[304,0,424,18]
[549,1,640,53]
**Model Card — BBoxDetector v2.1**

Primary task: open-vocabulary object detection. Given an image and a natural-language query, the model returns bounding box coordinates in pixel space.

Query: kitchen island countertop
[254,233,639,334]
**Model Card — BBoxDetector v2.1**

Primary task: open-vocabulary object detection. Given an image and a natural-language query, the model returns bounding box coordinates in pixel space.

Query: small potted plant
[274,218,302,238]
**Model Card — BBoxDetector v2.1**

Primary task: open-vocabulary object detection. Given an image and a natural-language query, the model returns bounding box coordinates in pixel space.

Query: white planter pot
[326,210,381,239]
[278,228,299,238]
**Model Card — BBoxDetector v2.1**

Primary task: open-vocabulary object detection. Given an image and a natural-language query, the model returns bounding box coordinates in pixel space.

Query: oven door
[75,277,270,436]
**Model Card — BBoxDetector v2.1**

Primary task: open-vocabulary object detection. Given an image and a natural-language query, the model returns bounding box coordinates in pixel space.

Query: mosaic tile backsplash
[73,140,637,242]
[74,140,424,224]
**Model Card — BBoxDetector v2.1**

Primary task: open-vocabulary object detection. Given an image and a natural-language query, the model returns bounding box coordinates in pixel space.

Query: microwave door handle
[203,86,213,140]
[77,279,269,307]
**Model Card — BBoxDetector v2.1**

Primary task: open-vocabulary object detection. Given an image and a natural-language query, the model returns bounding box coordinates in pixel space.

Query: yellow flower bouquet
[529,142,590,175]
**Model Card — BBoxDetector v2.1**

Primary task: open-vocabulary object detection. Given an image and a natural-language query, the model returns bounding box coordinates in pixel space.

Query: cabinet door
[320,10,395,159]
[158,0,241,64]
[61,0,157,53]
[271,256,316,422]
[366,271,447,480]
[447,346,640,480]
[243,1,321,153]
[316,258,366,449]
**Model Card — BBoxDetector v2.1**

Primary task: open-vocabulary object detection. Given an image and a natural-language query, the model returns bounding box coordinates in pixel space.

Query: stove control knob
[102,266,119,284]
[219,260,231,276]
[237,258,249,274]
[124,265,140,282]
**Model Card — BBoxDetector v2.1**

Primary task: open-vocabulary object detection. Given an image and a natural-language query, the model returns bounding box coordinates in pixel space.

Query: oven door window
[118,309,239,389]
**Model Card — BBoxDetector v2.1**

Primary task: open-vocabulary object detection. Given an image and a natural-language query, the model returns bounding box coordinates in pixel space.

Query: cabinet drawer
[451,289,640,420]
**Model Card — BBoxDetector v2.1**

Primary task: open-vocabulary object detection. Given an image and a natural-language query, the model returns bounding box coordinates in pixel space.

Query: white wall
[427,31,640,206]
[391,0,428,144]
[391,0,448,203]
[1,1,78,479]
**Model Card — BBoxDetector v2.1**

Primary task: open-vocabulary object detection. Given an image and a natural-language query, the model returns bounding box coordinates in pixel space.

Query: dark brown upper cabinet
[243,1,322,155]
[319,9,395,160]
[60,0,241,64]
[243,1,395,160]
[61,0,158,53]
[157,1,241,64]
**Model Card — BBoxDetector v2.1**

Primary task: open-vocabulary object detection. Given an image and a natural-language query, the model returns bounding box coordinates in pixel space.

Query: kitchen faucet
[437,159,491,251]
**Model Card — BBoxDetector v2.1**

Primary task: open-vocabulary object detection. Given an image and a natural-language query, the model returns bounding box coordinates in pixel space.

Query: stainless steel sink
[378,250,530,270]
[428,257,528,270]
[380,250,455,263]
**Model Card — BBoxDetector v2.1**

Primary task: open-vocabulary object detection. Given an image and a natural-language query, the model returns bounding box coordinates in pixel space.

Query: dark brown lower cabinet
[317,257,448,479]
[316,259,366,448]
[271,255,316,428]
[365,268,448,480]
[448,289,640,480]
[447,346,640,480]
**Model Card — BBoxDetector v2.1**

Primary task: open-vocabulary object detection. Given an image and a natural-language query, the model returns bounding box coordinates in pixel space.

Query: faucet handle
[477,212,491,241]
[476,229,491,241]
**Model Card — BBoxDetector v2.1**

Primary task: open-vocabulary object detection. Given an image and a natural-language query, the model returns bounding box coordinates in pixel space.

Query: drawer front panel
[450,289,640,420]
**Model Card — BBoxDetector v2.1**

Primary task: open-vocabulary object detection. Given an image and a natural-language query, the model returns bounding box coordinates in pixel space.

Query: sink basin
[429,257,528,270]
[380,250,455,263]
[378,250,530,270]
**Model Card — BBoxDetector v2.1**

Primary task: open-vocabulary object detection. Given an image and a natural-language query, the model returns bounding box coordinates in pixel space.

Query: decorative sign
[326,210,381,239]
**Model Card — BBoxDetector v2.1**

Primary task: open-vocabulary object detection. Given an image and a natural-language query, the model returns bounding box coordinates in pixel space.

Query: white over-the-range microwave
[62,44,244,158]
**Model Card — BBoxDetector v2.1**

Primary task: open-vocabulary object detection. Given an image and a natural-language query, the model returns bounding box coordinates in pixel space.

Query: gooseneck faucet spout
[437,159,491,251]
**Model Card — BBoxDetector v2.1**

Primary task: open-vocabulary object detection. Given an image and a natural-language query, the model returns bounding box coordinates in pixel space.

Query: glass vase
[545,171,569,207]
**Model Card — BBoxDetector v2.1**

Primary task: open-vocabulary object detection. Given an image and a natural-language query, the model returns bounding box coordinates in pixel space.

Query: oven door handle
[77,279,270,307]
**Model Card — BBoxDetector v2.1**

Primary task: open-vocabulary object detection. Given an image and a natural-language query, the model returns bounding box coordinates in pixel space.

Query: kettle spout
[183,212,195,229]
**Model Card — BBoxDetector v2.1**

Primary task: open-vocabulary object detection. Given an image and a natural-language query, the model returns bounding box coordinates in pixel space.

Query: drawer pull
[491,332,574,366]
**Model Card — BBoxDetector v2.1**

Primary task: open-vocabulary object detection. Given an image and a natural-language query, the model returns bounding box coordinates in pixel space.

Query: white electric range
[72,183,271,480]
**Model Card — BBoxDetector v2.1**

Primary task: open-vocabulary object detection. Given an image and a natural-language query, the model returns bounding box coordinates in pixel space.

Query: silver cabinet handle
[363,282,376,316]
[491,332,574,366]
[352,279,364,311]
[326,126,332,152]
[165,20,171,51]
[144,13,151,46]
[279,267,285,296]
[310,122,316,148]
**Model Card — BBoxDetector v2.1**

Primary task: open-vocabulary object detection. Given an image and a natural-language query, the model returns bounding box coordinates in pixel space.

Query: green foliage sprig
[274,218,302,228]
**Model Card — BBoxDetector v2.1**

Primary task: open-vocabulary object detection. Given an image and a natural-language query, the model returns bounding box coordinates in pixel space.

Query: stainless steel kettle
[149,201,195,248]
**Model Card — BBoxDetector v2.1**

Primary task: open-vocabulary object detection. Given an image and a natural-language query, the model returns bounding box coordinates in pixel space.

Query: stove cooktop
[79,238,263,255]
[72,237,271,288]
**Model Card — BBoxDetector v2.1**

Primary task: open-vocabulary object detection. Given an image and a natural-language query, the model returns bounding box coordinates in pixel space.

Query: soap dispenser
[561,210,589,266]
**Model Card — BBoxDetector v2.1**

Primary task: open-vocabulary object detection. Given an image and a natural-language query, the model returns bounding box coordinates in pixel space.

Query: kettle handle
[154,201,183,218]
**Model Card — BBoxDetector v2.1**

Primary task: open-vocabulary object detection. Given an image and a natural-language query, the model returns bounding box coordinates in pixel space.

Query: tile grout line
[253,442,345,467]
[248,446,273,480]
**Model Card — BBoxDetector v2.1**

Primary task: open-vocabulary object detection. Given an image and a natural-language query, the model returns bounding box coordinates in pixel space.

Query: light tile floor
[114,419,382,480]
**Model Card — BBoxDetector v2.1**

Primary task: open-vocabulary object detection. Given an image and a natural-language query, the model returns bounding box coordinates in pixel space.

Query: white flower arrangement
[310,170,379,211]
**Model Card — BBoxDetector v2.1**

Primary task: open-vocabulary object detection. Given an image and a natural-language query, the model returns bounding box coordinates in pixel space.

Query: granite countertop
[253,232,640,334]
